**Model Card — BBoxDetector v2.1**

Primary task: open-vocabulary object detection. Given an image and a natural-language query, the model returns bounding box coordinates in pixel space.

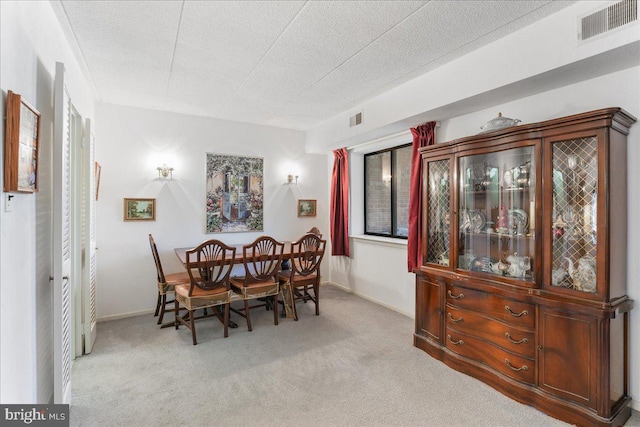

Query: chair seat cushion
[158,271,190,294]
[230,277,278,298]
[175,283,228,298]
[165,271,190,285]
[174,283,230,311]
[278,272,316,288]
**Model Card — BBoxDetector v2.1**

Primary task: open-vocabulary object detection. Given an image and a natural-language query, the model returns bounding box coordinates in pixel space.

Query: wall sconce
[287,174,299,185]
[156,164,174,180]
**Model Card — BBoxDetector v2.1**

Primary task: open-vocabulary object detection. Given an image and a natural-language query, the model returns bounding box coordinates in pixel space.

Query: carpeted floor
[71,285,640,426]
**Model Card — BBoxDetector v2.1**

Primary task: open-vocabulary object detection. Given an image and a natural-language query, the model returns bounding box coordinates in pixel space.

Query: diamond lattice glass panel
[550,137,598,293]
[426,160,450,265]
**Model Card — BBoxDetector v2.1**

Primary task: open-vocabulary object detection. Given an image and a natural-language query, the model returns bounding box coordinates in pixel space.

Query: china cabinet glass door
[549,137,598,294]
[425,158,451,266]
[457,146,536,282]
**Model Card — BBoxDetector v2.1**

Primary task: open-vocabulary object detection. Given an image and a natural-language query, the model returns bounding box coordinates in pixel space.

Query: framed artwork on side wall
[298,199,317,217]
[3,90,41,193]
[124,198,156,221]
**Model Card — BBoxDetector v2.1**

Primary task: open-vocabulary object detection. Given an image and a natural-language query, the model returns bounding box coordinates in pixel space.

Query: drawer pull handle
[447,313,463,323]
[505,359,528,372]
[505,306,528,317]
[447,334,464,345]
[447,290,464,299]
[505,332,529,345]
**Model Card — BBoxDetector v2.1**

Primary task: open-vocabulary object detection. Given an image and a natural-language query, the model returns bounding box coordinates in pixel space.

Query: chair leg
[245,299,252,332]
[190,310,197,345]
[154,293,162,317]
[273,292,279,325]
[293,290,299,322]
[157,293,167,325]
[174,299,180,330]
[224,303,229,338]
[314,283,319,315]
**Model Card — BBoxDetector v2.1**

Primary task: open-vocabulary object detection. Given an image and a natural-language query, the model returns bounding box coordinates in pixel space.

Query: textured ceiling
[51,0,574,130]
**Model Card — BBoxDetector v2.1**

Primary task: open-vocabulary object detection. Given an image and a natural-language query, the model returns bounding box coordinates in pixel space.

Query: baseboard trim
[97,308,155,323]
[631,399,639,412]
[326,282,413,319]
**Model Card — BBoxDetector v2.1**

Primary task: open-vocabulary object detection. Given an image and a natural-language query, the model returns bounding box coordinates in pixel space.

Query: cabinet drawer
[446,284,534,328]
[445,305,535,358]
[445,328,534,385]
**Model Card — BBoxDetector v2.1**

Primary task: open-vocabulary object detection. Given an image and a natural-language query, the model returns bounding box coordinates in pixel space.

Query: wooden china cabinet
[413,108,636,426]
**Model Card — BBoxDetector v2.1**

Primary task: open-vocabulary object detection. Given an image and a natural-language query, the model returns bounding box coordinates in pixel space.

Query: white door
[53,62,73,404]
[83,119,97,354]
[70,104,83,359]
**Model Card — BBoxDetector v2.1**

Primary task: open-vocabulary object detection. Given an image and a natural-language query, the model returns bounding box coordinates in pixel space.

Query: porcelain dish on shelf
[508,208,529,234]
[479,112,521,133]
[459,209,486,233]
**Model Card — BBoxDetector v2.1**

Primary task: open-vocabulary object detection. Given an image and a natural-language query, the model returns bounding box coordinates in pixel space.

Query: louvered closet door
[53,62,72,404]
[83,119,97,354]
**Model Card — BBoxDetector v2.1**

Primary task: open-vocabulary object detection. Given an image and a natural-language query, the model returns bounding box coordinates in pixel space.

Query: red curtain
[407,122,436,272]
[330,148,350,256]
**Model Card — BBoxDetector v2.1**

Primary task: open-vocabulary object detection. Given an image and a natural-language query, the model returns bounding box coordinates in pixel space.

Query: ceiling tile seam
[294,0,432,100]
[321,0,560,118]
[216,0,310,116]
[59,0,103,102]
[163,0,186,110]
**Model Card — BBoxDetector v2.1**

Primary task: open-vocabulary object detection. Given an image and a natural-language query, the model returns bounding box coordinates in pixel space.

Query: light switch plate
[5,194,14,212]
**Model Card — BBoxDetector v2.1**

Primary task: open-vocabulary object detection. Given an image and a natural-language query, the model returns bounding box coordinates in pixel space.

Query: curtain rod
[346,122,440,151]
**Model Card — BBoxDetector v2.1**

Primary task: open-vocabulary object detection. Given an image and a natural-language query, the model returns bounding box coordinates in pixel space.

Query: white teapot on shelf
[565,256,596,293]
[505,253,530,278]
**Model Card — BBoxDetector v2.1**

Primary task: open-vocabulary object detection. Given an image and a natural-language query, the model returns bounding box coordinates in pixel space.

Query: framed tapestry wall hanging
[206,153,263,233]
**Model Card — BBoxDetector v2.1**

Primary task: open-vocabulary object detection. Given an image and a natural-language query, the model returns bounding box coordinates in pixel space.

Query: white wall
[0,1,95,403]
[95,104,328,320]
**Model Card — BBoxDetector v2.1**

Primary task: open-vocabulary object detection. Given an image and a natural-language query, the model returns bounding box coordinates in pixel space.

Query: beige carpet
[71,285,639,426]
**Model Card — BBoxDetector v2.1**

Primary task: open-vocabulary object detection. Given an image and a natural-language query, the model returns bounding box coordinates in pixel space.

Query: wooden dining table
[173,243,299,322]
[173,242,297,266]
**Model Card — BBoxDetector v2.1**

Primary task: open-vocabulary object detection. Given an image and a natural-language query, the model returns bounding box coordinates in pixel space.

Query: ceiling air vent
[350,112,362,127]
[579,0,637,41]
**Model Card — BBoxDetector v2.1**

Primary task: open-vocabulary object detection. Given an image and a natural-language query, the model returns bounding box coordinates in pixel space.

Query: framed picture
[205,153,263,233]
[3,90,41,193]
[124,198,156,221]
[298,199,317,217]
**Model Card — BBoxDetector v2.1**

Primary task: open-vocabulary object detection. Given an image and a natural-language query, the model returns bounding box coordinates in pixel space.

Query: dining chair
[149,234,190,327]
[230,236,284,331]
[307,226,322,238]
[278,233,326,321]
[280,228,321,273]
[174,239,236,345]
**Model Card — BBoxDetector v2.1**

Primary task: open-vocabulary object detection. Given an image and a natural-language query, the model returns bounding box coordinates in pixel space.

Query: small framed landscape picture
[298,199,317,217]
[124,198,156,221]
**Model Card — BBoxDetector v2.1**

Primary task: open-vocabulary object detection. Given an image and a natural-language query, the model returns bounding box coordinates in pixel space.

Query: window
[364,143,412,238]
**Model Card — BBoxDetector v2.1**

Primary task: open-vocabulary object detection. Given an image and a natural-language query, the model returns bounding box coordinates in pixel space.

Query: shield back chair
[149,234,190,328]
[174,239,236,345]
[280,228,321,273]
[230,236,284,331]
[307,226,322,238]
[278,233,326,321]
